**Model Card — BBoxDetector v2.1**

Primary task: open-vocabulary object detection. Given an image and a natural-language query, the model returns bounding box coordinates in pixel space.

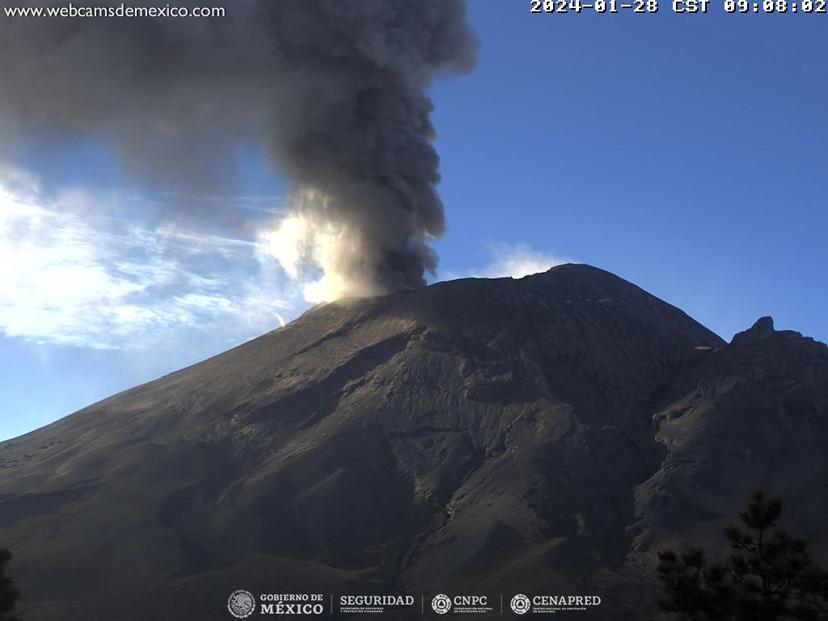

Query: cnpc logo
[431,594,452,614]
[431,594,489,614]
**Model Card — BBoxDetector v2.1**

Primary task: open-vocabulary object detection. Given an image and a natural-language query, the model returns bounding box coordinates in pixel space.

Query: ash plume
[0,0,477,301]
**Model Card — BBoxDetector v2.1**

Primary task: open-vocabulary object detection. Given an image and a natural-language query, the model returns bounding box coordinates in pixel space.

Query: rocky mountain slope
[1,264,825,619]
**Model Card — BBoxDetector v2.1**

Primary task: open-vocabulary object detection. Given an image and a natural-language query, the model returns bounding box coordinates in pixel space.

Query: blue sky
[433,4,827,341]
[1,4,826,440]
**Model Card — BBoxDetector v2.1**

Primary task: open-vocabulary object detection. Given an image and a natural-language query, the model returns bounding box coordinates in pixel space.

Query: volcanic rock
[1,264,825,620]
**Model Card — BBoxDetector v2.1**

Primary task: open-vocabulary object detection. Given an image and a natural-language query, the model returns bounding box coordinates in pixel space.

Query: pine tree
[0,549,19,621]
[658,492,828,620]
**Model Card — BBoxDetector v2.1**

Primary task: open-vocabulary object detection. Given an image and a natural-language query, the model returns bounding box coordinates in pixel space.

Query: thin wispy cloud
[0,168,301,351]
[441,242,571,282]
[0,168,569,354]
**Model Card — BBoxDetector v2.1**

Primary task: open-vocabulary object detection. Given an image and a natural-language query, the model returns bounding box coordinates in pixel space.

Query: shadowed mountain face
[1,264,826,620]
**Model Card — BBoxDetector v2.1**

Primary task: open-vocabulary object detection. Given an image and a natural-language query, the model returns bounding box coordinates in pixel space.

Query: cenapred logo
[431,593,452,615]
[510,593,531,615]
[510,594,603,615]
[227,590,256,619]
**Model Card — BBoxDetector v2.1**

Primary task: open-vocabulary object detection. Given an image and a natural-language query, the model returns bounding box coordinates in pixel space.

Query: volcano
[1,264,826,620]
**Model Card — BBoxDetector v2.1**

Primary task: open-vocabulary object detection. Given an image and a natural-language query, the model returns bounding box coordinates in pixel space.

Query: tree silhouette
[658,492,828,621]
[0,549,19,621]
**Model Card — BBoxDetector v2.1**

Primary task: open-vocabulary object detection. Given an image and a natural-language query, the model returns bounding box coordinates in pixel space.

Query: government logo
[227,590,256,619]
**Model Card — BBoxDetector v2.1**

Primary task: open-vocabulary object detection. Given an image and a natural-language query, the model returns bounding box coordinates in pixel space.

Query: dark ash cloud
[0,0,477,296]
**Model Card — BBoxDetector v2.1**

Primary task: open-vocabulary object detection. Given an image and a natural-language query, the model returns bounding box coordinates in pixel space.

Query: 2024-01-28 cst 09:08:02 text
[530,0,825,13]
